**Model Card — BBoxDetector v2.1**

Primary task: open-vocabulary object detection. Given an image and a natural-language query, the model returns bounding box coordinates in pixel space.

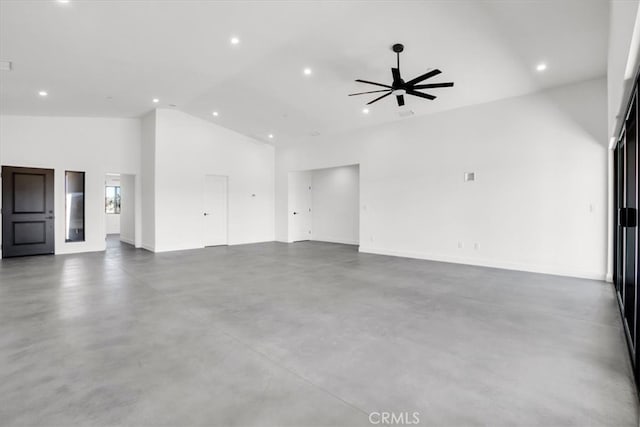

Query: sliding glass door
[614,142,623,298]
[623,108,637,351]
[614,84,640,383]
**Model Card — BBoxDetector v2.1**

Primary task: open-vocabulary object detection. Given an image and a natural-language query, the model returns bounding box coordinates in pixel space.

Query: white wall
[152,109,274,252]
[105,175,121,235]
[0,115,141,256]
[608,0,640,140]
[140,110,156,251]
[311,165,359,245]
[0,109,273,256]
[606,0,640,281]
[120,174,135,245]
[276,78,608,280]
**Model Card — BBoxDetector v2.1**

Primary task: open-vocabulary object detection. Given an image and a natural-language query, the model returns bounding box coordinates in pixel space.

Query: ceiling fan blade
[355,79,392,89]
[391,67,401,83]
[412,82,454,89]
[407,89,436,100]
[396,94,405,106]
[367,91,392,105]
[405,69,442,86]
[348,89,391,96]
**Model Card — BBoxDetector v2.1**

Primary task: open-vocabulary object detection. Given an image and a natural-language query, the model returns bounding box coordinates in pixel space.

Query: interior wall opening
[288,164,360,246]
[105,173,136,249]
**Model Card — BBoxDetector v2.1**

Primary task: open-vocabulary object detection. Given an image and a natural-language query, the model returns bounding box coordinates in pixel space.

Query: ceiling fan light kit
[349,43,454,107]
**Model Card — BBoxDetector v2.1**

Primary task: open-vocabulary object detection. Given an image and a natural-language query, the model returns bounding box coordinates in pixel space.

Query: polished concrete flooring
[1,238,638,426]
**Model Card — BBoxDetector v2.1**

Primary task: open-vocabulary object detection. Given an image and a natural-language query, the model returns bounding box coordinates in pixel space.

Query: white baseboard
[358,246,606,281]
[141,243,156,252]
[152,239,276,253]
[120,236,135,245]
[153,245,202,253]
[229,238,276,246]
[56,246,106,255]
[311,237,359,246]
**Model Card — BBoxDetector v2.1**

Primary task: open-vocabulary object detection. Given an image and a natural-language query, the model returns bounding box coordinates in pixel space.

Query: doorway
[105,174,121,240]
[203,175,228,247]
[287,165,360,245]
[104,173,137,250]
[1,166,55,257]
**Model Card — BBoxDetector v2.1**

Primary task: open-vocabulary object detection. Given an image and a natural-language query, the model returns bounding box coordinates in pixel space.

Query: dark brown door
[2,166,55,257]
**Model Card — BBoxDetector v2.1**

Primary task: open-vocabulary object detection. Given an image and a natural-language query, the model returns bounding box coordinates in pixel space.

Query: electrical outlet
[457,241,463,249]
[474,243,479,250]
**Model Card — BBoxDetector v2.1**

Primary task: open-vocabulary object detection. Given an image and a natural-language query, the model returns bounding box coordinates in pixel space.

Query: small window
[65,171,85,242]
[105,186,121,214]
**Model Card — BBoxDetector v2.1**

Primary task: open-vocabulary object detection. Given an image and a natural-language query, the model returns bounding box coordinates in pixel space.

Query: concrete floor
[0,239,638,426]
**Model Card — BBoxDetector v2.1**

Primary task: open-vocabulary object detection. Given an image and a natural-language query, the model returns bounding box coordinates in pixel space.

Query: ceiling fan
[349,43,454,107]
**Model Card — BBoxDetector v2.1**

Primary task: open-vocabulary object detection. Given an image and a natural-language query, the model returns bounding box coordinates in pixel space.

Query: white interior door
[204,175,228,246]
[288,171,312,242]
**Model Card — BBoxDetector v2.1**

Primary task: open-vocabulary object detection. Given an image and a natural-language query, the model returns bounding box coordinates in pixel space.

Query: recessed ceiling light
[153,98,159,103]
[536,63,547,72]
[303,68,312,76]
[212,111,219,117]
[362,108,369,114]
[268,134,274,139]
[57,0,70,3]
[38,91,48,97]
[230,36,240,45]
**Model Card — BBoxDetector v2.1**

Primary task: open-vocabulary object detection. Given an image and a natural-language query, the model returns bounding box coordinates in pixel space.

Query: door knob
[293,212,298,215]
[204,213,209,216]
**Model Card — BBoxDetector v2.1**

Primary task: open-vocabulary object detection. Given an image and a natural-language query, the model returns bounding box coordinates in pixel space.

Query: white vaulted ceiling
[0,0,608,145]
